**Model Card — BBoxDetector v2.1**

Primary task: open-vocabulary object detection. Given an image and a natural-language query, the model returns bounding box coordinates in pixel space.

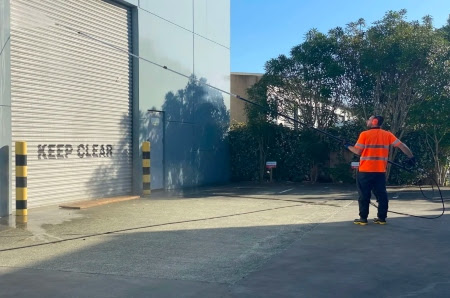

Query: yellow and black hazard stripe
[142,141,151,195]
[16,141,27,216]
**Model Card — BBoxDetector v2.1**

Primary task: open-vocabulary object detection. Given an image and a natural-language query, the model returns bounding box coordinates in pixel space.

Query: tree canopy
[241,10,450,184]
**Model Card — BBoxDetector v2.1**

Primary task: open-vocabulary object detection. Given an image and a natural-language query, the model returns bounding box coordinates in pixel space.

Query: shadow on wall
[161,75,230,189]
[88,75,230,196]
[87,114,133,198]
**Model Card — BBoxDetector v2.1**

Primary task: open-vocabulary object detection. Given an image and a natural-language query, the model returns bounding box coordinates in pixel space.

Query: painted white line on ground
[278,188,294,194]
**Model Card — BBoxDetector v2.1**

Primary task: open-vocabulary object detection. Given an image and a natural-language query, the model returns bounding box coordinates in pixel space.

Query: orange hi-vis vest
[354,128,401,172]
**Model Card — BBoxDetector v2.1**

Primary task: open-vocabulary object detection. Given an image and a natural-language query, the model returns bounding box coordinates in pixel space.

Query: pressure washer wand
[387,160,413,173]
[239,95,414,171]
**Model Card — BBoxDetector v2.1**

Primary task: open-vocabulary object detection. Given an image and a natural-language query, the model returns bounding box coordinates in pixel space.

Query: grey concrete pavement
[231,199,450,297]
[0,183,448,297]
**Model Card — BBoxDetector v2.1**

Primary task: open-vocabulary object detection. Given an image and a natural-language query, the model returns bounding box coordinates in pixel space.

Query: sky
[231,0,450,74]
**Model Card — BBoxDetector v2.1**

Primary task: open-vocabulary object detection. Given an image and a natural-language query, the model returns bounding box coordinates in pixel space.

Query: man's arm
[344,133,364,155]
[345,145,362,155]
[397,142,413,158]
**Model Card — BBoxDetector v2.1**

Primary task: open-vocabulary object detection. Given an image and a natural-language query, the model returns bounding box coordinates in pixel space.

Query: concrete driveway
[0,183,448,297]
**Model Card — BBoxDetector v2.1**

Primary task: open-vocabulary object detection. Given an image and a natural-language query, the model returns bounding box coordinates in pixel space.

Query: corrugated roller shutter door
[10,0,133,207]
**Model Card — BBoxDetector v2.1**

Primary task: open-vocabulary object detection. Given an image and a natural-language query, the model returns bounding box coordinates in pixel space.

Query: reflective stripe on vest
[360,157,389,161]
[365,145,389,149]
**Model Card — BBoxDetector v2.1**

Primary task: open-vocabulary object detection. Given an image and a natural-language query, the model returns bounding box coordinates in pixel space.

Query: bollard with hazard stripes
[15,141,28,216]
[142,141,151,195]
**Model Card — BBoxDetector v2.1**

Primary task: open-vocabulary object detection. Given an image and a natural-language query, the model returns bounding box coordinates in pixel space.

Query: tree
[263,29,346,130]
[438,16,450,42]
[409,98,450,185]
[245,76,279,181]
[408,27,450,185]
[241,10,449,184]
[340,11,445,177]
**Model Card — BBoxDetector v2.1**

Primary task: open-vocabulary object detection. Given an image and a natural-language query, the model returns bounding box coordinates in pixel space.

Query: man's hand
[406,156,416,167]
[342,140,351,149]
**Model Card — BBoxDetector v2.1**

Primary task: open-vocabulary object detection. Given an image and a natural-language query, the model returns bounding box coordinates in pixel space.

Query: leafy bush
[228,123,260,181]
[329,163,356,183]
[229,123,331,182]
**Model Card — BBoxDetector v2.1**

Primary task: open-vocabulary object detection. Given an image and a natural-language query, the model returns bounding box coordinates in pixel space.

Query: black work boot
[373,218,387,225]
[353,218,368,226]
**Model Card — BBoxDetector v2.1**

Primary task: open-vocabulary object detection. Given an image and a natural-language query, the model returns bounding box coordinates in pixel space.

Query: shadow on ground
[0,188,448,297]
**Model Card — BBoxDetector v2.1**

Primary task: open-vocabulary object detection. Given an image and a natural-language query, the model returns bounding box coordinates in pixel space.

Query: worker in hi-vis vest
[344,115,415,225]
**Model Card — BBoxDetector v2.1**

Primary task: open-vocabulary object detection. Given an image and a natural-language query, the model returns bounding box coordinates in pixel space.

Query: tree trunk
[310,164,319,184]
[258,139,265,182]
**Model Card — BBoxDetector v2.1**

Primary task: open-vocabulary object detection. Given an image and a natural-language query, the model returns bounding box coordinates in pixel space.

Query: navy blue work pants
[356,172,389,220]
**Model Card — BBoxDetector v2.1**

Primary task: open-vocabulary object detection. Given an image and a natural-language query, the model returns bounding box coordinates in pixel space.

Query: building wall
[0,0,11,217]
[0,0,230,215]
[127,0,231,190]
[230,73,262,125]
